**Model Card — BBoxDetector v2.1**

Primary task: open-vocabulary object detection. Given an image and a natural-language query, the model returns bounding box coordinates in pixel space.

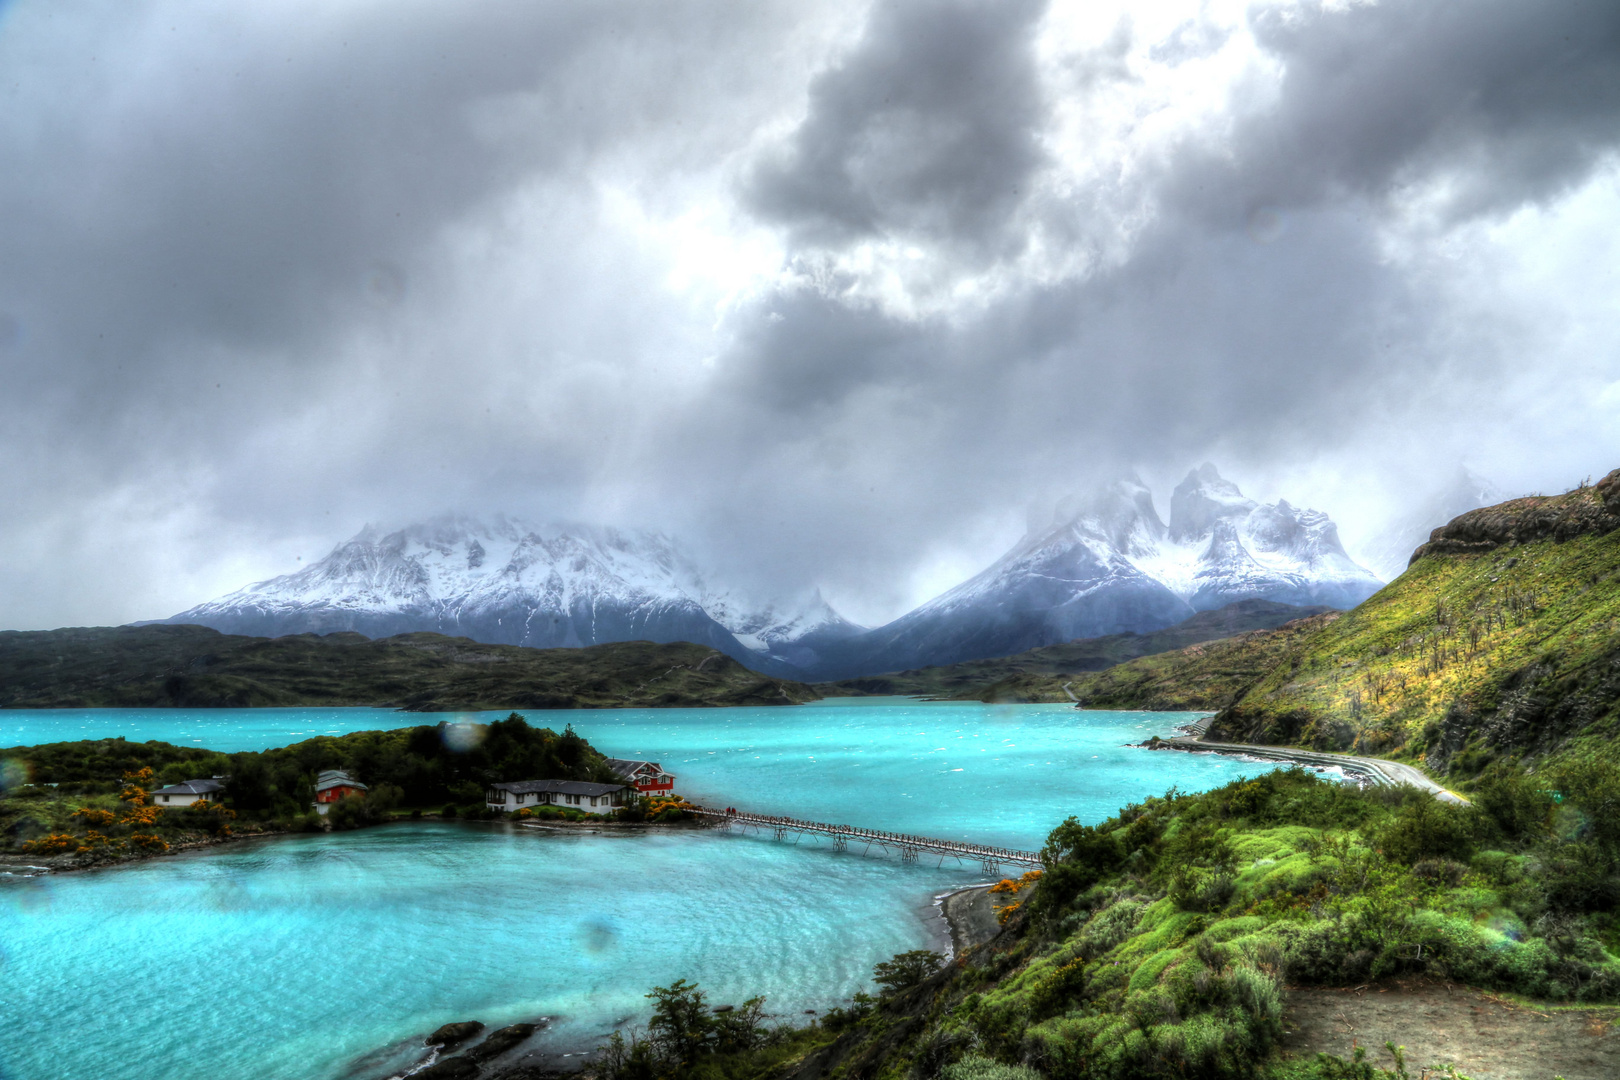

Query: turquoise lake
[0,700,1296,1080]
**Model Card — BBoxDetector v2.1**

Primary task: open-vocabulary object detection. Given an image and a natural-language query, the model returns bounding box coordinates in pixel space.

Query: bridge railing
[688,805,1041,866]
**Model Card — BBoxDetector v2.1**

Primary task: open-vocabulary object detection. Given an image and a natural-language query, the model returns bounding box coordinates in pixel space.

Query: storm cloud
[1,0,1618,629]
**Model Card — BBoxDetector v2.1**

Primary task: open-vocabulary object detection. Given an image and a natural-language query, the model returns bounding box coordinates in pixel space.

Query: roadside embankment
[1145,733,1470,803]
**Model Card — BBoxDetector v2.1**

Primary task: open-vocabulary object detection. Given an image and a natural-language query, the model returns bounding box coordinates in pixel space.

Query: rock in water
[465,1023,539,1063]
[412,1057,481,1080]
[426,1021,486,1048]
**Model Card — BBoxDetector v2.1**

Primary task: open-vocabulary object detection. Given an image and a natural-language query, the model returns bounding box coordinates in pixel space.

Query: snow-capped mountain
[1143,464,1387,611]
[810,466,1382,679]
[813,479,1193,678]
[697,586,866,673]
[159,516,858,676]
[157,470,1376,682]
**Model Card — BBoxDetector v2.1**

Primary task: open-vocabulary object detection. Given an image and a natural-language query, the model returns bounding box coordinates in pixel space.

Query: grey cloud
[1,0,1617,632]
[1172,0,1620,224]
[746,0,1049,257]
[0,0,795,438]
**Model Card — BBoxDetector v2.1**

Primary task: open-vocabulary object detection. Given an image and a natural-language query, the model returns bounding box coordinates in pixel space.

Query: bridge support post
[901,846,917,863]
[773,826,788,841]
[833,835,847,852]
[982,858,1000,876]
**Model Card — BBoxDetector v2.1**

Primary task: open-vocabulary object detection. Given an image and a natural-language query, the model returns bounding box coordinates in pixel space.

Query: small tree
[872,949,944,994]
[712,996,767,1053]
[646,979,712,1068]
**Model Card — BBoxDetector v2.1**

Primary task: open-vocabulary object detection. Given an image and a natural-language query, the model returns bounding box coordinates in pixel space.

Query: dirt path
[1280,980,1620,1079]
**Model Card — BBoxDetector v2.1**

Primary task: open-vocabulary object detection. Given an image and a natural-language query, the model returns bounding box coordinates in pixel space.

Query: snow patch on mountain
[162,515,857,675]
[1101,466,1384,611]
[817,465,1385,678]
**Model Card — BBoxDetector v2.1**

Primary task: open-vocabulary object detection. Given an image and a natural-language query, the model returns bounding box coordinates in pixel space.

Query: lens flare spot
[441,721,485,754]
[577,917,620,958]
[0,759,28,792]
[1246,206,1283,243]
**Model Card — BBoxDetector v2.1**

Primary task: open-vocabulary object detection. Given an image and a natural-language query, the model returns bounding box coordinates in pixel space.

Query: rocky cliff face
[1411,468,1620,561]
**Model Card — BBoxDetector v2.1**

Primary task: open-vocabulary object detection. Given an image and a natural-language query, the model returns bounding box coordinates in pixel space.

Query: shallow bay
[1,700,1289,1080]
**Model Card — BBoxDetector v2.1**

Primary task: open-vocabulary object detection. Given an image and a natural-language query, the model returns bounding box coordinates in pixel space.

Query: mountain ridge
[156,517,856,679]
[817,599,1330,702]
[808,466,1381,678]
[0,624,818,711]
[150,465,1382,681]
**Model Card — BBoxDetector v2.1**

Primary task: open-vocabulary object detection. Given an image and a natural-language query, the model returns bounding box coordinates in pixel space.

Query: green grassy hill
[0,624,818,710]
[1071,470,1620,776]
[1066,613,1339,713]
[602,763,1620,1080]
[816,601,1329,703]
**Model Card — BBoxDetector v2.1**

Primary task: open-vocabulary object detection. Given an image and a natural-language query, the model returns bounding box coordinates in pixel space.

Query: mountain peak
[1169,464,1258,543]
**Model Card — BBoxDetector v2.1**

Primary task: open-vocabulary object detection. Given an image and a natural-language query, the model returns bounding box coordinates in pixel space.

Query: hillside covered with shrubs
[1065,471,1620,781]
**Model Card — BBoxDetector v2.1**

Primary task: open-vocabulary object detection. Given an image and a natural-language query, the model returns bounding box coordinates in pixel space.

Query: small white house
[151,778,226,806]
[485,780,628,815]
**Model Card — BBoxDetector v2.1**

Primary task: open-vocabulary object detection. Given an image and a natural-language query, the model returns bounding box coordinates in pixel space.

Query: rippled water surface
[1,700,1282,1080]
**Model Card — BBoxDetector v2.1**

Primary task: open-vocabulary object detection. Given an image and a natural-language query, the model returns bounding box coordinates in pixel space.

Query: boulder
[412,1056,480,1080]
[427,1021,486,1049]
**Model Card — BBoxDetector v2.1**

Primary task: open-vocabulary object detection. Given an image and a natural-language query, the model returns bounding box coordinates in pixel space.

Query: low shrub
[941,1054,1043,1080]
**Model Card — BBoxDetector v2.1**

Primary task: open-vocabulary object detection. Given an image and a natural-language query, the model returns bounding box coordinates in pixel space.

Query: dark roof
[605,758,667,779]
[152,779,224,796]
[315,774,369,794]
[490,780,627,797]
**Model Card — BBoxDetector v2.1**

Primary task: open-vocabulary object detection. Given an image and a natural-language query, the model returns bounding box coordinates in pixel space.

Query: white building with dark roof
[485,779,627,815]
[151,778,225,807]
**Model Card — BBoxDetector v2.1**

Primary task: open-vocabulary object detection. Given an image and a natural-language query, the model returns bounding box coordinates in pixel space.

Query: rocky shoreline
[938,884,1001,956]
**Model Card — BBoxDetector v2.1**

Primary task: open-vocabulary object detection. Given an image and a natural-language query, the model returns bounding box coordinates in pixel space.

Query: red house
[313,769,368,815]
[606,758,676,796]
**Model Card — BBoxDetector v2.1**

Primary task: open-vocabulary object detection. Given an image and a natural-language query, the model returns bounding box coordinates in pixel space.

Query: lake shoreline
[6,810,716,877]
[937,884,1000,956]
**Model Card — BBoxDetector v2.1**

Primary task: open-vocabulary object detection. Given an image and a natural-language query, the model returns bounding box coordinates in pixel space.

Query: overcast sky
[2,0,1618,630]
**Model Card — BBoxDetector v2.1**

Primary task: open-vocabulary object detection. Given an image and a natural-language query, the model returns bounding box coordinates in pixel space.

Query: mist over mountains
[156,464,1431,680]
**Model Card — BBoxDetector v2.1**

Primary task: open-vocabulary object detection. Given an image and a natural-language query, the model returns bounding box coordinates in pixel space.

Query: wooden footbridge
[690,806,1042,873]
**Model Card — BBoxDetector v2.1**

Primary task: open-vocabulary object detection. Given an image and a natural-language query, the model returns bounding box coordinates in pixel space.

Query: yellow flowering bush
[120,767,154,806]
[21,833,79,855]
[71,807,117,827]
[119,804,164,826]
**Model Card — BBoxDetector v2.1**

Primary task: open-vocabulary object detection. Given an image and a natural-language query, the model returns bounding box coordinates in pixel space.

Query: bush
[941,1055,1043,1080]
[1034,818,1126,916]
[1373,794,1479,864]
